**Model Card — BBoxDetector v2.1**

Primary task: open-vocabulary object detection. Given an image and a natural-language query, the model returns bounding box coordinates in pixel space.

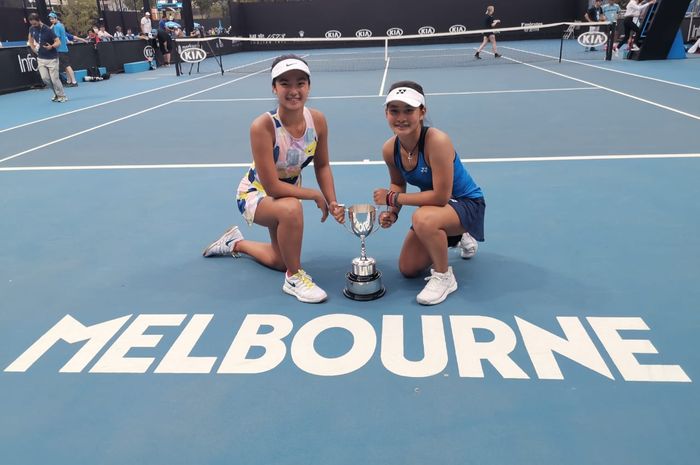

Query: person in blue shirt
[48,12,78,87]
[159,11,168,30]
[27,12,66,102]
[373,81,486,305]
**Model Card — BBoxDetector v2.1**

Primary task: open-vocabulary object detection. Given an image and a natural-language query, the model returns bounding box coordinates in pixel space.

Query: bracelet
[386,191,401,208]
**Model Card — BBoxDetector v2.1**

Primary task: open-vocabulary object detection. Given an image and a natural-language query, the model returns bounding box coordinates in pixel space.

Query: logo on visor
[396,89,407,94]
[180,47,207,63]
[418,26,435,35]
[386,27,404,37]
[449,24,467,33]
[325,30,341,39]
[356,29,372,38]
[577,31,608,47]
[143,45,155,60]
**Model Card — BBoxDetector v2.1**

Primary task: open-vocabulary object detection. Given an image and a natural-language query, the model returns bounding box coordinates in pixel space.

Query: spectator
[48,12,78,87]
[113,26,124,39]
[98,25,113,41]
[141,11,152,36]
[87,28,100,43]
[27,12,67,102]
[125,28,135,39]
[159,11,168,30]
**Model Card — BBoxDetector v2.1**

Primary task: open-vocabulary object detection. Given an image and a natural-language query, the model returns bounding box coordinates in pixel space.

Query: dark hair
[389,80,424,95]
[28,13,40,22]
[271,54,310,85]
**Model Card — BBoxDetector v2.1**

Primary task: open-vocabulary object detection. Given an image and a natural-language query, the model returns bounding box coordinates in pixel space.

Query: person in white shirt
[113,26,124,39]
[615,0,656,53]
[140,11,152,36]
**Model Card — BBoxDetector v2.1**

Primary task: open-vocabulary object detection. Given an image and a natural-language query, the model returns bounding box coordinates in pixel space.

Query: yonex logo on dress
[577,31,608,47]
[356,29,372,38]
[386,28,403,37]
[418,26,435,35]
[449,25,467,33]
[325,30,341,39]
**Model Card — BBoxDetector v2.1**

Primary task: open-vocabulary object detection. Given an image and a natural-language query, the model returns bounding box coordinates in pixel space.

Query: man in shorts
[48,12,78,87]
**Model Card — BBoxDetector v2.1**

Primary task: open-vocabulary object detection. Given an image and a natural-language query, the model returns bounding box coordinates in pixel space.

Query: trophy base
[343,271,386,301]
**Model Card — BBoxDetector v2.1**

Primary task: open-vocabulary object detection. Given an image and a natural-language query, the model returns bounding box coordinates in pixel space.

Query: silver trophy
[340,204,385,301]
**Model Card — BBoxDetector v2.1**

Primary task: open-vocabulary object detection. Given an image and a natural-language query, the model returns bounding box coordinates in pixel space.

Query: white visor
[384,87,425,108]
[271,58,311,81]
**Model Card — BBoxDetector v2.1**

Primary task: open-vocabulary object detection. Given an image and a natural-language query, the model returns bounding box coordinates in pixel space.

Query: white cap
[271,58,311,81]
[384,87,425,107]
[145,12,150,15]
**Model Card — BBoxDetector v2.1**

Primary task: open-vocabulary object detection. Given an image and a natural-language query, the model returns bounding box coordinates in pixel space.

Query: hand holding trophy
[337,203,386,300]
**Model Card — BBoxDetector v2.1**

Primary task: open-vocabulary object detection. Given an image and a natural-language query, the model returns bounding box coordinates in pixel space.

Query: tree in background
[194,0,229,19]
[59,0,98,36]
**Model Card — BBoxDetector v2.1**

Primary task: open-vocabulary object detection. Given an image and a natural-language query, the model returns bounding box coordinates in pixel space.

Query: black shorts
[447,196,486,245]
[58,52,71,72]
[483,32,495,39]
[158,36,172,53]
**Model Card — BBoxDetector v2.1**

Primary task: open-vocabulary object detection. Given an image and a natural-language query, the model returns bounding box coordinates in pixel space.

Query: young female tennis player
[203,55,344,304]
[373,81,485,305]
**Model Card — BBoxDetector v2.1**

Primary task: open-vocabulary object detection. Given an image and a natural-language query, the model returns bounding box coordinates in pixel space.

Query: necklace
[399,138,420,161]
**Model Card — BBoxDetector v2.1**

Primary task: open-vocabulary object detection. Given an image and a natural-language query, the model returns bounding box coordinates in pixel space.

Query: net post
[175,39,181,76]
[605,22,614,61]
[384,38,388,62]
[559,25,564,63]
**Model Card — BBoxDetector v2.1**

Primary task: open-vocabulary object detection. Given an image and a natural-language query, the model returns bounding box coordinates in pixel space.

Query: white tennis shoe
[202,226,244,257]
[459,232,479,259]
[416,267,458,306]
[283,269,328,303]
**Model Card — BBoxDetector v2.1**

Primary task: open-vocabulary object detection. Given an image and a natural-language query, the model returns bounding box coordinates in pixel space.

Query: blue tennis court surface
[1,40,699,464]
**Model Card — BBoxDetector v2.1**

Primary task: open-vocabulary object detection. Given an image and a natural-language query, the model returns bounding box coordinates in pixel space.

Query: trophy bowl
[341,204,385,301]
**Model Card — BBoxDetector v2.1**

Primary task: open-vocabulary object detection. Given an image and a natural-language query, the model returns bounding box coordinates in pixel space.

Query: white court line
[2,153,699,172]
[0,57,272,135]
[177,87,599,103]
[502,46,700,92]
[379,57,391,96]
[481,49,700,121]
[0,68,268,165]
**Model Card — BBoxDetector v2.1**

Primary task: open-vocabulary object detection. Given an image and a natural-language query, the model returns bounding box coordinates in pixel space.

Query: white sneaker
[283,269,328,303]
[202,226,244,257]
[631,45,641,52]
[416,267,458,306]
[459,232,478,259]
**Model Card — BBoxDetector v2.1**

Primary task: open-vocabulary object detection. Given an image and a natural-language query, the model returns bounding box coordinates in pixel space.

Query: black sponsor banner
[232,0,580,39]
[0,47,43,95]
[0,40,157,94]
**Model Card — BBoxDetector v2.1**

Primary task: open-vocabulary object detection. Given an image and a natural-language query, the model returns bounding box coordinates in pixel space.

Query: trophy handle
[336,204,355,235]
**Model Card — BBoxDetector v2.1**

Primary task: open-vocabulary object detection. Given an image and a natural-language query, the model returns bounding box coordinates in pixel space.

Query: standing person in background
[584,0,604,51]
[140,11,152,36]
[474,5,501,59]
[616,0,656,53]
[602,0,622,53]
[159,11,168,30]
[27,13,66,102]
[48,12,78,87]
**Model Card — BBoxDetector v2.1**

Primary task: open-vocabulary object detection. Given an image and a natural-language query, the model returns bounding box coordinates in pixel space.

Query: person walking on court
[615,0,656,54]
[48,12,78,87]
[27,13,66,103]
[203,55,345,304]
[474,5,501,59]
[373,81,485,305]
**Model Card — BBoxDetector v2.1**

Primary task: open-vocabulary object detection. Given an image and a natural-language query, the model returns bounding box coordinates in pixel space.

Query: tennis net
[173,21,615,76]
